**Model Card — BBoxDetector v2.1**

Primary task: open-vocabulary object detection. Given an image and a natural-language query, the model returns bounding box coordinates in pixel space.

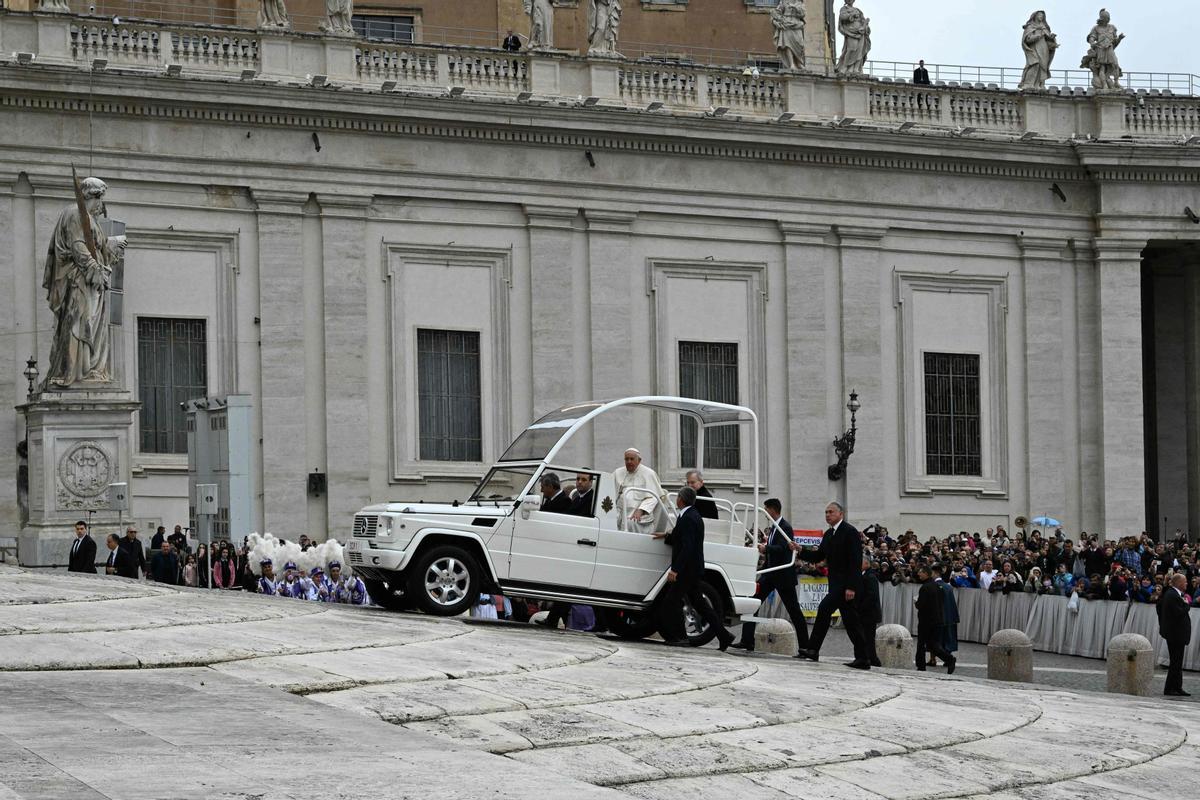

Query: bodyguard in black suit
[538,472,573,514]
[915,565,956,673]
[655,487,734,649]
[797,502,868,667]
[686,470,720,520]
[1159,573,1193,696]
[118,528,148,578]
[103,533,136,577]
[733,498,808,654]
[67,521,97,573]
[857,555,883,667]
[569,473,596,517]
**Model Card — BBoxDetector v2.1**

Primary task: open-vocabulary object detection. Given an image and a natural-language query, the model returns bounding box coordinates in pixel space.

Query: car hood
[360,502,510,517]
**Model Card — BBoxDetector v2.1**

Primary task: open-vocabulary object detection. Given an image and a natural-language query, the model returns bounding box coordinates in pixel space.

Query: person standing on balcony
[502,30,523,52]
[912,59,931,85]
[1018,10,1058,91]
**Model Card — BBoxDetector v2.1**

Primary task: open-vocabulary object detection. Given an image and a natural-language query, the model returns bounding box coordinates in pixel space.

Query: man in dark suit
[150,541,179,585]
[797,502,868,668]
[103,533,135,577]
[858,554,883,667]
[67,521,97,573]
[685,470,719,520]
[733,498,807,654]
[569,473,595,517]
[1159,573,1192,696]
[915,565,956,673]
[655,487,734,650]
[119,527,148,579]
[913,59,931,84]
[539,472,572,514]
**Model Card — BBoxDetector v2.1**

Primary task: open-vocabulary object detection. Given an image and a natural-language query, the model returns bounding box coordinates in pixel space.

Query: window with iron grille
[679,341,740,470]
[352,14,415,42]
[137,318,207,454]
[924,352,982,476]
[417,329,482,462]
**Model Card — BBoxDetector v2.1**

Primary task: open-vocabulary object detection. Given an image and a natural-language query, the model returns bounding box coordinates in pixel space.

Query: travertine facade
[1,10,1199,560]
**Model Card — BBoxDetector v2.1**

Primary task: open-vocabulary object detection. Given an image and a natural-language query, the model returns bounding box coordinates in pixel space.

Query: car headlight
[379,516,394,537]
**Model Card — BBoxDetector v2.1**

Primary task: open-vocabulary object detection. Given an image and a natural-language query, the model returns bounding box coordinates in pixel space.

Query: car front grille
[353,515,378,538]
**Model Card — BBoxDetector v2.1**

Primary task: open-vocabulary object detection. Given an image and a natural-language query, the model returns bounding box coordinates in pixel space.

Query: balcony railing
[2,9,1198,141]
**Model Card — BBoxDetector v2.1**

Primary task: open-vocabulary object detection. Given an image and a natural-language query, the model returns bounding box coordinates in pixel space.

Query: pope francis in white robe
[613,448,673,534]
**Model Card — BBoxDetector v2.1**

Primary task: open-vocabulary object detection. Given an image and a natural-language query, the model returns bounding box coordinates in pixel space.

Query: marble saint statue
[1080,8,1125,91]
[523,0,554,49]
[42,178,127,388]
[1018,10,1058,91]
[258,0,291,30]
[320,0,355,36]
[771,0,806,71]
[587,0,622,57]
[835,0,871,77]
[37,0,72,12]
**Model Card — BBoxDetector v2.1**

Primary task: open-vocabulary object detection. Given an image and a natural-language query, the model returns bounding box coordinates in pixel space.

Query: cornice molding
[0,90,1101,184]
[1017,235,1070,257]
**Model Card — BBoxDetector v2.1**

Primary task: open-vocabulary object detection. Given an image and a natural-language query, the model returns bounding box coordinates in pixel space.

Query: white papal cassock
[613,463,672,534]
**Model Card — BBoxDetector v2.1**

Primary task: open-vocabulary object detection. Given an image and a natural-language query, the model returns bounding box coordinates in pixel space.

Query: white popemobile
[347,397,786,645]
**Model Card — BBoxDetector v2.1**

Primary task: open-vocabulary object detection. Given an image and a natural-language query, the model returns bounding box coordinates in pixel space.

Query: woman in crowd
[1024,566,1044,594]
[212,543,238,589]
[195,543,210,589]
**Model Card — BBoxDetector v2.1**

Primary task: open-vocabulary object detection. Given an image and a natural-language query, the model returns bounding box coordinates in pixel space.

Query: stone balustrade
[2,9,1198,140]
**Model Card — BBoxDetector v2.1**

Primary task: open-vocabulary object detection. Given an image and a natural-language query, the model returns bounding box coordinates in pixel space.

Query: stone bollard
[987,629,1034,682]
[1106,633,1155,696]
[875,623,915,669]
[753,617,798,655]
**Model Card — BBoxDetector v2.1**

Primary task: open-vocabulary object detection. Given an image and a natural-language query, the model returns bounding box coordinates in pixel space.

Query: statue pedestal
[17,388,139,567]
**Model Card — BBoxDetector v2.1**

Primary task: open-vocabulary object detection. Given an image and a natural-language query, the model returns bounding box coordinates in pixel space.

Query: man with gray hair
[539,471,572,514]
[797,501,869,668]
[685,470,719,520]
[614,448,669,533]
[1159,572,1192,696]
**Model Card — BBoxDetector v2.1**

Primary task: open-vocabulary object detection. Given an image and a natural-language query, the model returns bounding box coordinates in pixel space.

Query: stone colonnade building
[0,11,1198,560]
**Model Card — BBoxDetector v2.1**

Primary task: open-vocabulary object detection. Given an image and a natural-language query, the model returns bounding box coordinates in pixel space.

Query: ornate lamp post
[828,391,860,482]
[23,357,39,398]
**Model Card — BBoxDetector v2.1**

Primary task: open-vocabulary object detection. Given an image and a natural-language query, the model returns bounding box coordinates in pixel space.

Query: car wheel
[408,545,479,617]
[361,577,413,611]
[602,607,658,641]
[679,580,725,647]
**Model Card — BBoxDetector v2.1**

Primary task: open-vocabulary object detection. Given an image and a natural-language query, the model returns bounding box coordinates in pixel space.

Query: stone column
[1074,242,1103,534]
[1095,239,1148,537]
[836,226,886,524]
[525,205,579,417]
[253,191,309,537]
[1020,237,1070,524]
[320,196,372,536]
[781,222,836,519]
[585,210,636,462]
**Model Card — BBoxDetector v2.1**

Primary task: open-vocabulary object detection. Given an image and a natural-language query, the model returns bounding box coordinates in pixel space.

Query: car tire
[656,579,725,647]
[602,607,658,641]
[408,545,480,617]
[361,577,413,611]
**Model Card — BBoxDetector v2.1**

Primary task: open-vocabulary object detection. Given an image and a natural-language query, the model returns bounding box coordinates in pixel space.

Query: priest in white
[613,448,671,533]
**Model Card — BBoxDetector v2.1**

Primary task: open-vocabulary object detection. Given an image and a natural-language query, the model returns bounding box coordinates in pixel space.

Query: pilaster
[319,195,372,535]
[1095,238,1147,537]
[252,190,309,537]
[1020,236,1070,526]
[780,221,836,520]
[836,225,886,525]
[525,205,579,417]
[585,209,636,463]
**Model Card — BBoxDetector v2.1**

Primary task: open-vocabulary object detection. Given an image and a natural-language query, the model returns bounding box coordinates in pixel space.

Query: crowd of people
[814,526,1200,607]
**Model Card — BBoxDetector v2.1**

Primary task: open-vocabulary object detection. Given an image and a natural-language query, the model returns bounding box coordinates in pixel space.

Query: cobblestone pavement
[1,566,1197,800]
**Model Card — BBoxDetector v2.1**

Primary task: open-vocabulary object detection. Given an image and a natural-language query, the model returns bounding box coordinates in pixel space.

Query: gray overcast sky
[848,1,1195,77]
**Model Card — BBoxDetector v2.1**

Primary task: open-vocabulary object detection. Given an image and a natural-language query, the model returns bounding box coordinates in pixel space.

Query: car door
[507,506,600,588]
[589,472,671,597]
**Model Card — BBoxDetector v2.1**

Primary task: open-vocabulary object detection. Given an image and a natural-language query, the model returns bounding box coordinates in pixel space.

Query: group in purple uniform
[256,558,371,605]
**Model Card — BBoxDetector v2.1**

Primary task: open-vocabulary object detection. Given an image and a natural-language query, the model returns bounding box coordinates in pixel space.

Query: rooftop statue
[835,0,871,77]
[258,0,291,31]
[1018,10,1058,91]
[321,0,355,37]
[1080,8,1125,91]
[587,0,622,57]
[42,175,127,389]
[771,0,806,71]
[523,0,554,49]
[36,0,71,11]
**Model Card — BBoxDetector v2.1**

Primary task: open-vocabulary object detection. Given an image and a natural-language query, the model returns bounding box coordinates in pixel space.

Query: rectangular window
[352,14,415,42]
[924,352,982,476]
[137,318,207,454]
[417,329,482,462]
[679,341,740,470]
